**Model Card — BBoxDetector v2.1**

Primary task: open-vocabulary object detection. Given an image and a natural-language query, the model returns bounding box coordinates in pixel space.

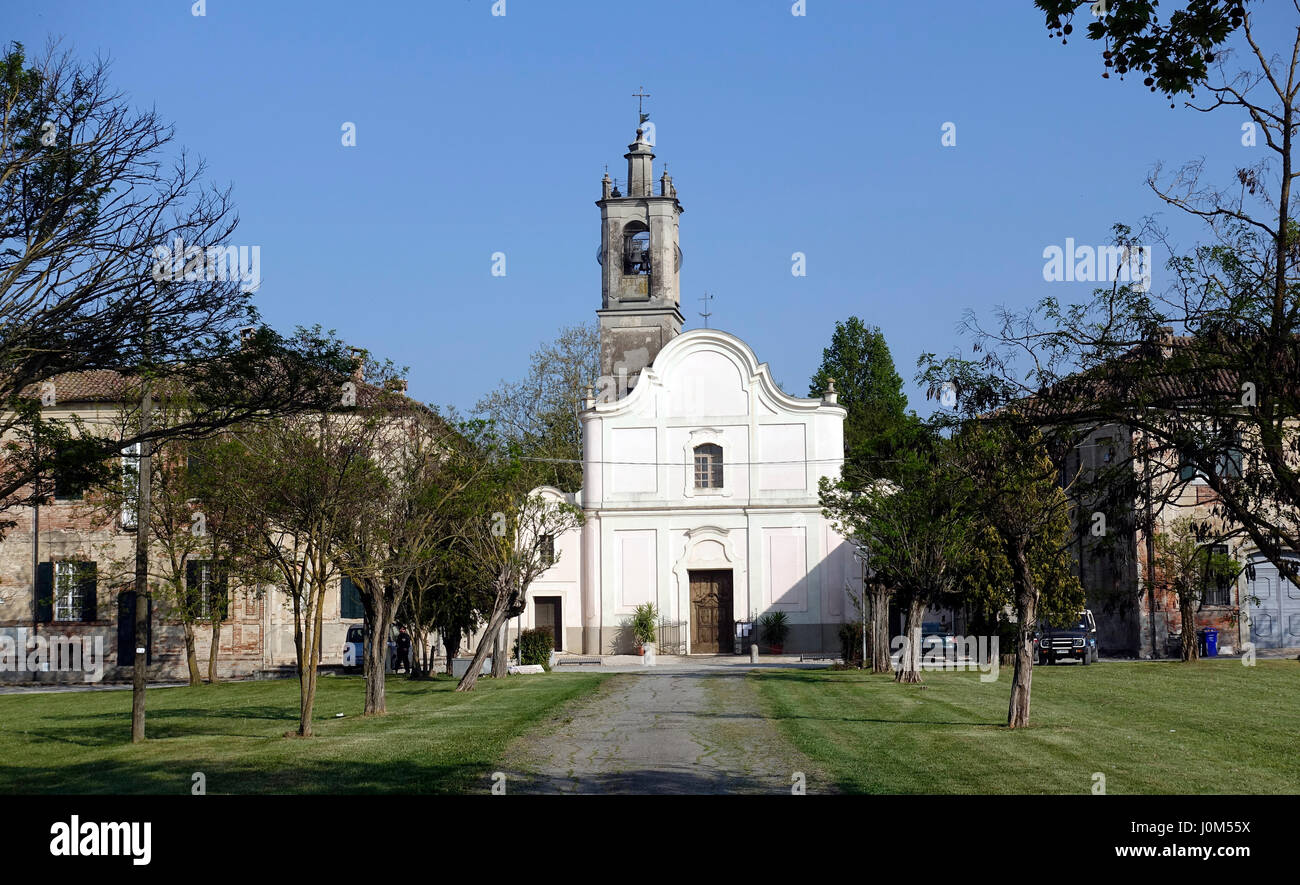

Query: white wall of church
[535,329,855,654]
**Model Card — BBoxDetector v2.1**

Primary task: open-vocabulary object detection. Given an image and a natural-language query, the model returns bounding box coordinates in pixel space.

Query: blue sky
[9,1,1288,414]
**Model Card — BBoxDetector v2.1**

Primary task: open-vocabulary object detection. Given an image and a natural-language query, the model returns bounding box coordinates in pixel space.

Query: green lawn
[752,659,1300,794]
[0,672,605,794]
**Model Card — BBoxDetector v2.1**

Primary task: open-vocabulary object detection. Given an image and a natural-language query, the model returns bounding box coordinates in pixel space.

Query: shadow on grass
[0,756,491,795]
[26,705,305,748]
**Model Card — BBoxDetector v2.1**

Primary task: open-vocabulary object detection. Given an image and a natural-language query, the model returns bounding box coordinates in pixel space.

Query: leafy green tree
[398,539,493,677]
[1147,517,1241,661]
[809,317,912,481]
[822,432,975,683]
[967,3,1300,597]
[952,420,1085,727]
[205,406,389,737]
[1035,0,1247,99]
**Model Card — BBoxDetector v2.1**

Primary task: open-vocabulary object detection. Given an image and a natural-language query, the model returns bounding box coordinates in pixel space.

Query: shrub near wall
[516,628,555,670]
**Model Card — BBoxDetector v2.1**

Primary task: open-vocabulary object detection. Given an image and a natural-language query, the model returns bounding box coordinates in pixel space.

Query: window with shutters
[693,443,724,490]
[54,561,93,621]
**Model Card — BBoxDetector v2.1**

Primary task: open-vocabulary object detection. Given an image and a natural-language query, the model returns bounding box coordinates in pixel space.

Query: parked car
[1033,610,1099,665]
[920,621,960,659]
[342,624,398,671]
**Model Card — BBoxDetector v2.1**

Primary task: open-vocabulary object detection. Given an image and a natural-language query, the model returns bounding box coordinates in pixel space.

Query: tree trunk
[492,622,508,678]
[207,618,221,683]
[295,583,328,737]
[456,601,510,692]
[444,630,459,675]
[869,585,892,674]
[182,621,202,687]
[894,597,925,683]
[364,599,395,715]
[1179,593,1199,662]
[1007,543,1039,729]
[409,632,427,679]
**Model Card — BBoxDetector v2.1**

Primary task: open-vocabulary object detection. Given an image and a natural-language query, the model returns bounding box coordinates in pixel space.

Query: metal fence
[657,618,686,655]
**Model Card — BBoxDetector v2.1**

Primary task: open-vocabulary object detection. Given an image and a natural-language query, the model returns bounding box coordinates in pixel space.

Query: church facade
[522,127,858,656]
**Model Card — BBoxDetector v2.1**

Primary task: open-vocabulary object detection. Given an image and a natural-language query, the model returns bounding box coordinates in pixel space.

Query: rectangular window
[186,560,229,620]
[120,443,140,529]
[195,561,213,619]
[54,561,94,621]
[1215,434,1243,478]
[540,534,555,567]
[1203,544,1233,606]
[52,474,83,502]
[340,576,364,620]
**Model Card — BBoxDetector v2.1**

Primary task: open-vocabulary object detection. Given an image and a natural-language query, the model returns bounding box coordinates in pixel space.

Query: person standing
[395,626,412,674]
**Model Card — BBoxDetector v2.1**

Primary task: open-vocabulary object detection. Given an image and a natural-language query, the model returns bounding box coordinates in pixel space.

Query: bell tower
[596,121,684,395]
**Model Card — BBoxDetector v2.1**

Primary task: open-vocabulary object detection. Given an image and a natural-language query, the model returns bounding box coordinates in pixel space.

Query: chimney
[385,378,408,395]
[239,326,257,349]
[1158,326,1174,359]
[349,347,366,384]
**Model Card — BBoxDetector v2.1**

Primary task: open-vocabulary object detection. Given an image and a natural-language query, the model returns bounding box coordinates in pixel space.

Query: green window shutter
[35,562,54,623]
[185,560,201,616]
[340,577,364,619]
[78,562,97,622]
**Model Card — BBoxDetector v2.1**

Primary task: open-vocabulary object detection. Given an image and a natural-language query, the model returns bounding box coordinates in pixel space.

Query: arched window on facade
[693,443,723,490]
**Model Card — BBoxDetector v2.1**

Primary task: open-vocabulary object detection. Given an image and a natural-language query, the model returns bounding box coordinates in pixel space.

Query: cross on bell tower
[633,86,651,125]
[595,98,684,396]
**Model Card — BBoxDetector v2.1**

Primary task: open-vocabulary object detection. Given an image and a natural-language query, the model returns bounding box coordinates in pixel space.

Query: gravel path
[500,667,834,795]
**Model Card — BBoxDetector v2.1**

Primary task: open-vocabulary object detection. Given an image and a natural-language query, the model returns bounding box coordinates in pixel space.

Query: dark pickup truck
[1033,610,1099,665]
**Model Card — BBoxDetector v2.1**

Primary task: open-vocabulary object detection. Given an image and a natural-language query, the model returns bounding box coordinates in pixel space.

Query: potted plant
[759,611,790,655]
[630,603,658,655]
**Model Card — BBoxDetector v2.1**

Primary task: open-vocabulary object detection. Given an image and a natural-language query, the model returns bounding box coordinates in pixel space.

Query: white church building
[522,126,858,657]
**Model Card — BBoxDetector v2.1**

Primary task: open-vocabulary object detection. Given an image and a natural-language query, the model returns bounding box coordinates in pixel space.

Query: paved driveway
[501,660,834,795]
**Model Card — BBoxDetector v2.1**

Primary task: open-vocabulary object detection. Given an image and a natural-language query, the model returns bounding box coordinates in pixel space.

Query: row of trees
[815,320,1084,728]
[80,365,581,738]
[1,41,579,740]
[820,0,1297,727]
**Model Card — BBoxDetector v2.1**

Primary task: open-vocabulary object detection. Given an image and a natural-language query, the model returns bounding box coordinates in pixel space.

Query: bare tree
[474,323,598,492]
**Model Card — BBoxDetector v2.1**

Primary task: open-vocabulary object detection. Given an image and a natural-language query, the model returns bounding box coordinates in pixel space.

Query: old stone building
[0,370,367,683]
[1058,331,1300,658]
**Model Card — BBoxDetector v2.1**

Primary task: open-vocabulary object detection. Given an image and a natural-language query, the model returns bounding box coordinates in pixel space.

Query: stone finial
[582,384,595,410]
[822,377,838,405]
